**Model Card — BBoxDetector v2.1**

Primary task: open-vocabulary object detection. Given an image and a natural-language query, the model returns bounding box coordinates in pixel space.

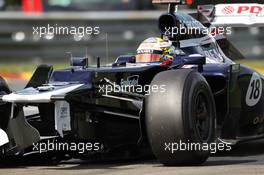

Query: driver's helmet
[136,37,175,63]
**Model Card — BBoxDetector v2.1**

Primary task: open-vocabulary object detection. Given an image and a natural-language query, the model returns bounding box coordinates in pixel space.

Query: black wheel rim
[194,91,211,142]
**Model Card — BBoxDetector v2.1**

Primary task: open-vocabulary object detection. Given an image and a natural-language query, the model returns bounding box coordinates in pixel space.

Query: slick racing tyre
[145,69,216,166]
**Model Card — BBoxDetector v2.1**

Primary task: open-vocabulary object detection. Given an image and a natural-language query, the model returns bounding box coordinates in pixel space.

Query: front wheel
[145,69,216,166]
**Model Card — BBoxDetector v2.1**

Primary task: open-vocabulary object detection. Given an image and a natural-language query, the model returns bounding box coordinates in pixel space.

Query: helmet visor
[136,54,161,63]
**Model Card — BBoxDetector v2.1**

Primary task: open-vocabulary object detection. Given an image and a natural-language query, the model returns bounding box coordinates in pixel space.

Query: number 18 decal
[246,73,262,106]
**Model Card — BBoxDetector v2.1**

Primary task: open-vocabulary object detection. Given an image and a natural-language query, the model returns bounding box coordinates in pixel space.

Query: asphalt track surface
[2,81,264,175]
[1,139,264,175]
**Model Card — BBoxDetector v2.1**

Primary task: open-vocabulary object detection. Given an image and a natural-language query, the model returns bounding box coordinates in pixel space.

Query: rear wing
[198,3,264,26]
[153,0,264,26]
[152,0,264,5]
[152,0,191,5]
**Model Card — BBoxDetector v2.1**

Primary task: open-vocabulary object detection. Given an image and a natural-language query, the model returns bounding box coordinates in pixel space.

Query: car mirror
[70,57,88,67]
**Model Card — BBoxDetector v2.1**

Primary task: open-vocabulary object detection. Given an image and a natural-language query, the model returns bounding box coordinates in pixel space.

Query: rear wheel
[145,69,216,165]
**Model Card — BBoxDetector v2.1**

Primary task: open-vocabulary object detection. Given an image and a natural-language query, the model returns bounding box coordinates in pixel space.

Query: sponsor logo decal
[237,5,263,14]
[222,6,235,15]
[220,4,264,15]
[253,116,264,125]
[120,75,139,86]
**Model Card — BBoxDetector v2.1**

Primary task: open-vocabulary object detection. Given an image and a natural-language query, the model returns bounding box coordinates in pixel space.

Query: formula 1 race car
[0,0,264,165]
